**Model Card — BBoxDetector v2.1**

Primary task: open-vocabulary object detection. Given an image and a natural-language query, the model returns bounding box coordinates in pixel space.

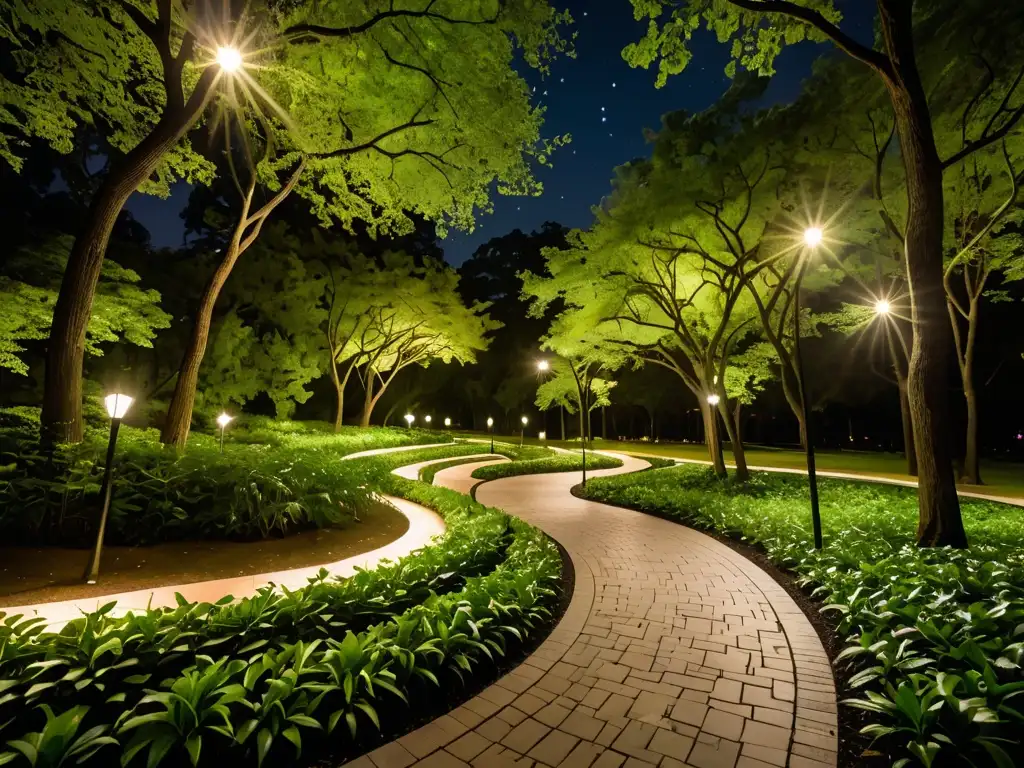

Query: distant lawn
[457,431,1024,499]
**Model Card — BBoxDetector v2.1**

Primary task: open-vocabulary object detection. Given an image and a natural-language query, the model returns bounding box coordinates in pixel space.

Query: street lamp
[487,416,494,453]
[444,417,451,428]
[216,412,233,454]
[404,413,415,428]
[796,227,824,550]
[520,415,528,448]
[539,431,546,441]
[83,393,133,583]
[537,360,549,372]
[874,299,891,315]
[706,393,723,469]
[216,46,243,72]
[425,415,432,426]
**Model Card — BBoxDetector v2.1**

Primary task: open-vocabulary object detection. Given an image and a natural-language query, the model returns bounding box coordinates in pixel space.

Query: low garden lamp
[404,413,415,429]
[217,412,233,454]
[520,415,528,448]
[539,431,546,441]
[444,417,451,428]
[425,415,432,426]
[487,416,494,453]
[83,393,133,583]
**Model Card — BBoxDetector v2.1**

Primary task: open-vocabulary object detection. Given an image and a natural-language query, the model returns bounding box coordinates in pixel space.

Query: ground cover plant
[0,443,562,768]
[579,465,1024,767]
[0,408,448,546]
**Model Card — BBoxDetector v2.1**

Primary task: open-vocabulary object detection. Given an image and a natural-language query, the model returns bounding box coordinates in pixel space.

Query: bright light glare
[521,416,528,425]
[537,360,549,371]
[487,417,494,427]
[539,431,547,440]
[706,393,721,406]
[104,393,133,419]
[875,299,891,315]
[425,415,432,424]
[444,417,451,427]
[217,412,233,428]
[803,227,823,247]
[216,46,243,72]
[404,414,415,424]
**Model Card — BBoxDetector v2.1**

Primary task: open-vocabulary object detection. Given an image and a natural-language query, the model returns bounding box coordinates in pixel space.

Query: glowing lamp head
[539,431,547,440]
[487,417,494,428]
[706,393,721,407]
[537,360,549,371]
[404,414,415,425]
[803,227,823,247]
[217,412,233,428]
[444,417,451,427]
[104,393,133,420]
[216,46,243,73]
[521,416,528,426]
[874,299,891,315]
[425,415,432,424]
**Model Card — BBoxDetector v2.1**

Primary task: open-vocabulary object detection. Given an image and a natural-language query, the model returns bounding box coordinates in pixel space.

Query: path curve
[357,454,837,768]
[1,495,444,627]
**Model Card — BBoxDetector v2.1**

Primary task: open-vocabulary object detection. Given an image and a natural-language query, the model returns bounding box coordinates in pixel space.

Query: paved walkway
[355,455,837,768]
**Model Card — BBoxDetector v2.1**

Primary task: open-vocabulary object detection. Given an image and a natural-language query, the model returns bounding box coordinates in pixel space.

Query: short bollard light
[425,415,432,426]
[444,417,451,428]
[217,412,233,454]
[487,416,494,453]
[83,393,133,583]
[539,431,547,441]
[405,413,415,428]
[520,415,528,447]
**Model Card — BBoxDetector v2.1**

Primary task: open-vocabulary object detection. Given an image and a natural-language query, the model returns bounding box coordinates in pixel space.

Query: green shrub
[580,464,1024,767]
[472,450,622,481]
[0,409,451,546]
[0,441,561,768]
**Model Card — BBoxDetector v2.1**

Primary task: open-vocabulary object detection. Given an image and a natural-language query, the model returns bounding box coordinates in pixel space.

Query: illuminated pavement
[357,454,838,768]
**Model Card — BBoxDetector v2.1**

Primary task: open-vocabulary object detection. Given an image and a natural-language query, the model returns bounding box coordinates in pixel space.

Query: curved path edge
[356,454,837,768]
[0,494,444,628]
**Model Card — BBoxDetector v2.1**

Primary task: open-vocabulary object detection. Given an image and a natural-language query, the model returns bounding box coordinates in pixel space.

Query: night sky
[125,0,875,266]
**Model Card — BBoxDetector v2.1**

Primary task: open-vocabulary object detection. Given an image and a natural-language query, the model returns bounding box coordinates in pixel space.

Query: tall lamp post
[83,393,133,583]
[217,412,233,454]
[520,415,528,448]
[487,416,494,453]
[796,227,824,550]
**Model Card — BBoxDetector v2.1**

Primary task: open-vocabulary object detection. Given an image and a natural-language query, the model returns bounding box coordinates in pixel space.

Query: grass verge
[578,463,1023,768]
[471,450,622,481]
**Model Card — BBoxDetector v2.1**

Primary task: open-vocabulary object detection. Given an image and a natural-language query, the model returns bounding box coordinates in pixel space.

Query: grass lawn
[580,464,1024,767]
[459,431,1024,499]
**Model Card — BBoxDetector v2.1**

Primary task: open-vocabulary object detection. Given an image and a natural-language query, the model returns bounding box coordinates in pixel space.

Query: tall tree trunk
[161,240,243,447]
[796,409,808,451]
[560,406,565,441]
[897,377,918,476]
[960,300,982,485]
[649,412,655,441]
[360,372,375,428]
[701,401,726,477]
[719,400,748,482]
[329,357,357,432]
[879,1,965,547]
[601,406,607,439]
[41,69,217,444]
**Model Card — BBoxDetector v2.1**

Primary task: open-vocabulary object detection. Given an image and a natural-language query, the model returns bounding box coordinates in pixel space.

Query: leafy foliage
[471,450,621,481]
[0,428,562,768]
[580,465,1024,766]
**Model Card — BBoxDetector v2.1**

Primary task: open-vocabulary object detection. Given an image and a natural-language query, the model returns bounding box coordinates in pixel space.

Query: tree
[158,0,568,445]
[2,0,569,443]
[535,358,615,438]
[0,237,170,375]
[1,0,226,442]
[625,0,1024,545]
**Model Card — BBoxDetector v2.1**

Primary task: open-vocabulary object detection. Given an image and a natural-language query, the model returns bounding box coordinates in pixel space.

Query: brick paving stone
[367,454,838,768]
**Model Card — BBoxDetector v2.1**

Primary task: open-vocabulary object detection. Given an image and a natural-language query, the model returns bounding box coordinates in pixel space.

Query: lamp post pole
[83,393,132,583]
[488,417,494,453]
[794,246,823,550]
[520,416,527,448]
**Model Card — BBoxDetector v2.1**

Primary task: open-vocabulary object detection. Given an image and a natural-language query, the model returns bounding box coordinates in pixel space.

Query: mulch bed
[0,499,409,606]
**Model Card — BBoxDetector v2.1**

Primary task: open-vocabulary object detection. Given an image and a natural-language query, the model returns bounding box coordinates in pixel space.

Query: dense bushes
[0,443,562,768]
[0,408,448,546]
[580,464,1024,767]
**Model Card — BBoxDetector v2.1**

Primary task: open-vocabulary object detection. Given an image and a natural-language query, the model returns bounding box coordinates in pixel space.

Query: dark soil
[568,483,890,768]
[0,499,408,606]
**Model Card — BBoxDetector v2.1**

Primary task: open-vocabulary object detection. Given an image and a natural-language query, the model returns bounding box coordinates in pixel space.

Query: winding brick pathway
[352,454,838,768]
